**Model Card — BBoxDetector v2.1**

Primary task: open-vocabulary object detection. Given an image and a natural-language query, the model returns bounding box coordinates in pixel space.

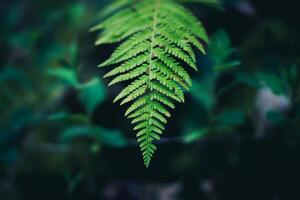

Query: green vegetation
[91,0,213,167]
[1,0,300,199]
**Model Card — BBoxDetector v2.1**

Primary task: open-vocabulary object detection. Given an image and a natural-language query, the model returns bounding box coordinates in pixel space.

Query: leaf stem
[144,0,160,167]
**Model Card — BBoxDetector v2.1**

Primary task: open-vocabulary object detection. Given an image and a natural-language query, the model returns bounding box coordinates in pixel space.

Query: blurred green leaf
[59,126,126,147]
[8,30,40,51]
[236,72,260,89]
[48,67,79,87]
[96,128,127,147]
[215,109,245,125]
[78,78,106,114]
[208,30,240,73]
[190,81,215,111]
[59,126,90,141]
[68,41,79,67]
[214,61,241,72]
[183,128,209,143]
[48,65,106,114]
[47,112,89,123]
[96,0,132,19]
[68,3,86,23]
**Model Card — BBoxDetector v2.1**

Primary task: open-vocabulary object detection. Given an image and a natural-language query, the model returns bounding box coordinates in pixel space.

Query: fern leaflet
[92,0,210,167]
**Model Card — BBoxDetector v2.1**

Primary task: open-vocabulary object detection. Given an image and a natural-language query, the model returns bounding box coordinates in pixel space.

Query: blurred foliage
[0,0,300,199]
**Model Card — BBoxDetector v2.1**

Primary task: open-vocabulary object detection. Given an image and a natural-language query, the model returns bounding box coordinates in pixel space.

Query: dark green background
[1,0,300,199]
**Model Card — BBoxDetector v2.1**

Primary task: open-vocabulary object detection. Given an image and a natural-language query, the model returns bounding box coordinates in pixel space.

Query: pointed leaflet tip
[113,97,119,103]
[103,71,114,78]
[95,38,106,46]
[90,24,103,32]
[108,80,115,86]
[99,60,111,67]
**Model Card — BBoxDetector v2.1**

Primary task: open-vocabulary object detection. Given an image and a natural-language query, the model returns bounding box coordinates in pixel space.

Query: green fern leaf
[92,0,210,167]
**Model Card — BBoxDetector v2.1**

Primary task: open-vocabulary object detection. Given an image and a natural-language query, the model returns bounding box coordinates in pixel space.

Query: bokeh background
[1,0,300,199]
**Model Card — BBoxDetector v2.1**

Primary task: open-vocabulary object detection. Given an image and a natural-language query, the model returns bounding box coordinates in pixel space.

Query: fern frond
[92,0,210,167]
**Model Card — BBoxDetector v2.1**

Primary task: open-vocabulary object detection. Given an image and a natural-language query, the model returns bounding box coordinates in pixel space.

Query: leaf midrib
[144,0,160,167]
